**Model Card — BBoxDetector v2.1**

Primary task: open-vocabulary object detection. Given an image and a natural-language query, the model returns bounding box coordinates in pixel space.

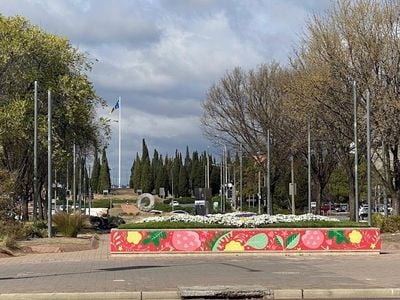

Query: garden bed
[111,213,380,254]
[110,227,380,253]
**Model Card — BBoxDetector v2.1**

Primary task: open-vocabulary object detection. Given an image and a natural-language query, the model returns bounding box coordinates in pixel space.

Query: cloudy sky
[0,0,330,185]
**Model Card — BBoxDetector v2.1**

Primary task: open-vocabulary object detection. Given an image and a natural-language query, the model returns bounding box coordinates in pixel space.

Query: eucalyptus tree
[0,16,108,219]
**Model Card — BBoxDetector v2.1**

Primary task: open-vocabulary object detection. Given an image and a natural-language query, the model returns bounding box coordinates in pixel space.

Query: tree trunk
[22,195,28,221]
[344,161,356,221]
[392,190,400,216]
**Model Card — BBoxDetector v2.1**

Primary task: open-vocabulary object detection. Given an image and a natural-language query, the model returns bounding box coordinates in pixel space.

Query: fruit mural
[110,228,381,253]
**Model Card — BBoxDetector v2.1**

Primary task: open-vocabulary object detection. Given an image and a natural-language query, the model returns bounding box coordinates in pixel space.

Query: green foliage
[0,234,17,249]
[163,197,194,204]
[22,221,47,238]
[91,156,101,193]
[375,215,400,233]
[140,139,152,193]
[52,212,87,237]
[98,148,111,191]
[0,15,107,220]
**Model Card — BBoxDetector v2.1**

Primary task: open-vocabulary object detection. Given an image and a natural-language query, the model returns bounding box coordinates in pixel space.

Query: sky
[0,0,330,185]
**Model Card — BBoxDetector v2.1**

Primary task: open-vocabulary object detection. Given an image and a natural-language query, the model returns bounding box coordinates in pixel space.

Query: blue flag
[110,99,119,113]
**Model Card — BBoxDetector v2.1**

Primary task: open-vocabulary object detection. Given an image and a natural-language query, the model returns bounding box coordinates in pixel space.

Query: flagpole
[118,96,121,188]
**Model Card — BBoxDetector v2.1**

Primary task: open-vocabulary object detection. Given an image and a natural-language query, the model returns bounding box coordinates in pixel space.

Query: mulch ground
[0,234,99,258]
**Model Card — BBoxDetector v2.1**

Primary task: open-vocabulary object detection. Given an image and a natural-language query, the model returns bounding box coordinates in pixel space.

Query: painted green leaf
[143,231,167,247]
[328,230,349,244]
[211,231,232,251]
[245,233,269,249]
[275,235,284,248]
[285,233,300,249]
[142,238,151,245]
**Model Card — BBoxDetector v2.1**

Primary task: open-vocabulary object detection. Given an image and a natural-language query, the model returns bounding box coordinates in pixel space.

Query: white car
[170,200,180,206]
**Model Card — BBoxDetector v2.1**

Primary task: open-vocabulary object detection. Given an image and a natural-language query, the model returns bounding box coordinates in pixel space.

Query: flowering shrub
[139,213,339,228]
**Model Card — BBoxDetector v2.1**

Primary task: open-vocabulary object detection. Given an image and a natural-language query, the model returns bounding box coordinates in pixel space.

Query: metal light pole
[267,130,271,215]
[66,161,69,213]
[33,81,38,222]
[353,81,359,222]
[366,90,372,226]
[257,171,261,214]
[382,141,388,217]
[239,144,243,211]
[73,143,76,211]
[291,155,295,215]
[308,120,312,214]
[47,90,52,238]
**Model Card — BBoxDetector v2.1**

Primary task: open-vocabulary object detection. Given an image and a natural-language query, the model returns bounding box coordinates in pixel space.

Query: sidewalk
[0,234,400,299]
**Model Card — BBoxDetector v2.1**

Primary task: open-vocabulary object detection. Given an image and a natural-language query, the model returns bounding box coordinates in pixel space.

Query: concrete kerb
[1,288,400,299]
[302,288,400,299]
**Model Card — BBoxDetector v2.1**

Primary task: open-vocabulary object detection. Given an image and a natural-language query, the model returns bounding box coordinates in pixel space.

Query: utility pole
[47,90,52,238]
[354,81,359,222]
[33,81,38,222]
[258,170,261,214]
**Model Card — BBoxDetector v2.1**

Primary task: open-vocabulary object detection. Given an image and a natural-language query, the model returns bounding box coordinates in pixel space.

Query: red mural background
[110,228,381,253]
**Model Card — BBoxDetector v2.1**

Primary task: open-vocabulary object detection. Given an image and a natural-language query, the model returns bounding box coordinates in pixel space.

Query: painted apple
[301,230,324,249]
[172,231,201,251]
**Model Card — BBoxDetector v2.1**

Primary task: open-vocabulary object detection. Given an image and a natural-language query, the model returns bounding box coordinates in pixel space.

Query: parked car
[359,205,369,220]
[170,200,180,206]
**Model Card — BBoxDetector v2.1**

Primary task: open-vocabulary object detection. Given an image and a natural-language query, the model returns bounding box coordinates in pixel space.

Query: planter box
[110,228,380,254]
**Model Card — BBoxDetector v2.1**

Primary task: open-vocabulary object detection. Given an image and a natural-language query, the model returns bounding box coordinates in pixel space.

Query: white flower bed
[139,213,339,228]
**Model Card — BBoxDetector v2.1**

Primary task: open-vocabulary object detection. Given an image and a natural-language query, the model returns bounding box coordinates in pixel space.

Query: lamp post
[47,90,52,238]
[354,81,359,222]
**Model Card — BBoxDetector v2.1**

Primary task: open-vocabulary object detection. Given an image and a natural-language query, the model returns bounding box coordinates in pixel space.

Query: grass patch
[119,220,367,230]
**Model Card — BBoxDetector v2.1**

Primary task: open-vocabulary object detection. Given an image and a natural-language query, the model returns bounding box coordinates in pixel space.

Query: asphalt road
[1,251,399,294]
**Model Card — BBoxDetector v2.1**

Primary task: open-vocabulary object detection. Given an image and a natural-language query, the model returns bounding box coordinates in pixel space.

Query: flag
[110,99,119,114]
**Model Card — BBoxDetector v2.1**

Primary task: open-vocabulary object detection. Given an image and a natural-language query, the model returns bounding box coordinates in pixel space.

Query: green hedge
[154,203,194,214]
[119,220,366,230]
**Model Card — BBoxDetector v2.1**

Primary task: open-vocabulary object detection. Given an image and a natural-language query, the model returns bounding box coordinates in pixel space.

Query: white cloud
[0,0,330,184]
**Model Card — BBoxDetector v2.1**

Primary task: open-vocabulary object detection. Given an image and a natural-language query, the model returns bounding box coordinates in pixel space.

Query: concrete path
[0,234,399,299]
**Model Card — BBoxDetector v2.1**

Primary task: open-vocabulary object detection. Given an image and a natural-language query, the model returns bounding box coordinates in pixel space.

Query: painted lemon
[223,240,244,252]
[349,230,362,244]
[127,231,142,245]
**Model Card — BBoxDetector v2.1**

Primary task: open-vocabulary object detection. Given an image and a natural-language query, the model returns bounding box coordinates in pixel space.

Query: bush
[380,215,400,233]
[0,234,17,249]
[52,212,87,237]
[372,213,384,229]
[22,221,48,238]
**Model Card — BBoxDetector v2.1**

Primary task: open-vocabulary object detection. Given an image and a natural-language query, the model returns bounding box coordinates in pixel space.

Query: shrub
[52,212,87,237]
[381,216,400,233]
[372,213,384,229]
[0,234,17,249]
[22,221,47,238]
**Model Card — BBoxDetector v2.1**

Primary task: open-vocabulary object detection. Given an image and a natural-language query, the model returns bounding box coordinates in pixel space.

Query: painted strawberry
[171,231,201,251]
[301,230,324,249]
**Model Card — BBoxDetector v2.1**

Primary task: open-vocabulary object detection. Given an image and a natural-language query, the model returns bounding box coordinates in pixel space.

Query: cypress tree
[132,153,142,192]
[140,139,152,193]
[90,154,101,193]
[98,148,111,192]
[178,165,189,197]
